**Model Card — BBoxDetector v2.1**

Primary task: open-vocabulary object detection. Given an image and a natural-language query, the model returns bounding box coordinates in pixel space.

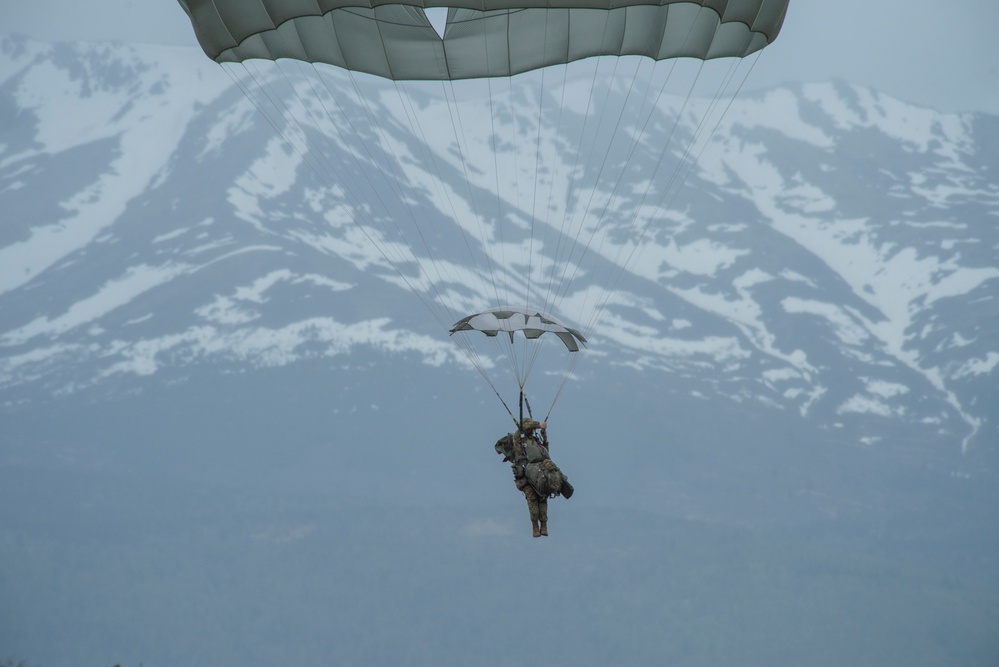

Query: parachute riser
[519,390,524,429]
[517,390,537,426]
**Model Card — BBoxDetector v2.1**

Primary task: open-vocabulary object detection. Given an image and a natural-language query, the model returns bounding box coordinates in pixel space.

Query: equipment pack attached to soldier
[525,458,566,498]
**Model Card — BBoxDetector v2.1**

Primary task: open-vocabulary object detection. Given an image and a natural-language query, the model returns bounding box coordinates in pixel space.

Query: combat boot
[540,521,548,537]
[532,519,541,538]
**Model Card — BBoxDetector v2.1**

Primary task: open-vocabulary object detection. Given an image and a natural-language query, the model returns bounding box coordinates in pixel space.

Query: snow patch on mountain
[96,316,463,382]
[668,270,816,377]
[725,88,834,148]
[229,136,302,229]
[195,270,353,326]
[0,314,467,399]
[802,82,960,153]
[781,298,870,347]
[2,263,193,345]
[953,352,999,378]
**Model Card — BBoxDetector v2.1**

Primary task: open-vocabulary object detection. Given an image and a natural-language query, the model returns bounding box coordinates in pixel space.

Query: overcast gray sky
[4,1,998,115]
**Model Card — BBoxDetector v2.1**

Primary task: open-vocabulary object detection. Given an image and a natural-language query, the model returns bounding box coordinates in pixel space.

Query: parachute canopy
[179,0,789,80]
[451,307,587,352]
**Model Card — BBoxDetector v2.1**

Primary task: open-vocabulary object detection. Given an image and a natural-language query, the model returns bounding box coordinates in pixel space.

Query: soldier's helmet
[520,418,542,432]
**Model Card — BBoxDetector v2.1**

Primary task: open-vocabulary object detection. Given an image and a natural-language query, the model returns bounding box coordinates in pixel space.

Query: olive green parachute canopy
[178,0,789,80]
[450,307,587,352]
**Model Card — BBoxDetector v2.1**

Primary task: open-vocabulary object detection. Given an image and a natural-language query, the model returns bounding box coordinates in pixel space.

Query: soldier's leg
[525,488,542,537]
[539,497,549,536]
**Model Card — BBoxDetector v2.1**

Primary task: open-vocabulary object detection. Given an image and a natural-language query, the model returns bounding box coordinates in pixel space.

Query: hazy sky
[3,1,998,115]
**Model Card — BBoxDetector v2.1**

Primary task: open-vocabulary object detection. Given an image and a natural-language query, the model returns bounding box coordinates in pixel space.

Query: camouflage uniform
[510,421,550,537]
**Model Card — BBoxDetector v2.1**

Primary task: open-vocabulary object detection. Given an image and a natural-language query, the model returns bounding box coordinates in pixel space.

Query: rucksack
[526,458,566,498]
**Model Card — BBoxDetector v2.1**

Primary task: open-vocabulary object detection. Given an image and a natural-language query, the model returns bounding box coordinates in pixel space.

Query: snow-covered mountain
[2,34,997,523]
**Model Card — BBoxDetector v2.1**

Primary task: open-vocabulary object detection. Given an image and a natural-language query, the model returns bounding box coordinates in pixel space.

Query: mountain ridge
[2,34,996,468]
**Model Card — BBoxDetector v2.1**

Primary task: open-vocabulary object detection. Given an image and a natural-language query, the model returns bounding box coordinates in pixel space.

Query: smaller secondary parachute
[450,307,587,352]
[450,306,586,423]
